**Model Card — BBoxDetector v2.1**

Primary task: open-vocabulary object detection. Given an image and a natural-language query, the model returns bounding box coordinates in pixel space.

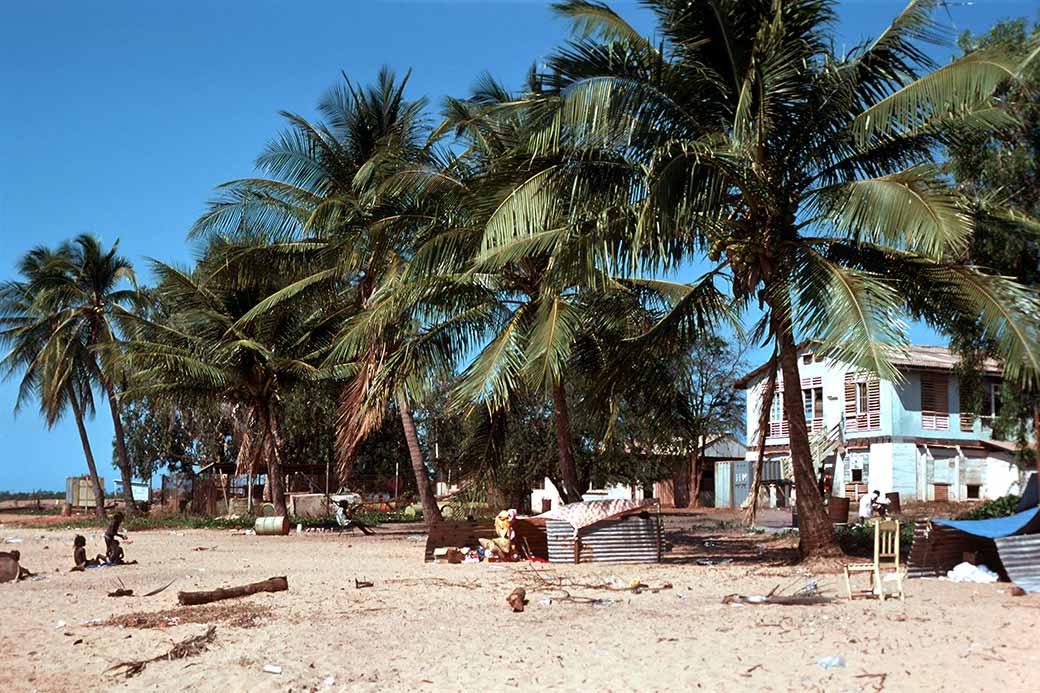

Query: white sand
[1,521,1037,692]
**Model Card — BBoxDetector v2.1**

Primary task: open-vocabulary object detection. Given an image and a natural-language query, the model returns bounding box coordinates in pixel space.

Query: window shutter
[845,372,880,431]
[844,373,857,428]
[867,377,880,429]
[921,374,949,430]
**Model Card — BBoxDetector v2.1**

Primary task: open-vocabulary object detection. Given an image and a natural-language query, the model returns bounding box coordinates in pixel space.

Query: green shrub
[959,494,1020,520]
[836,522,914,557]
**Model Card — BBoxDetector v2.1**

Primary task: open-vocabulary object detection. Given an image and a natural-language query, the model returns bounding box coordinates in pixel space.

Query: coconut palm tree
[190,69,446,522]
[369,74,733,504]
[0,246,107,516]
[495,0,1040,556]
[3,238,139,509]
[119,238,345,516]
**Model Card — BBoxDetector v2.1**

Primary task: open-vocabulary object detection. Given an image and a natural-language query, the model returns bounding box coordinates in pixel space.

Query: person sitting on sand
[0,550,33,582]
[70,534,104,571]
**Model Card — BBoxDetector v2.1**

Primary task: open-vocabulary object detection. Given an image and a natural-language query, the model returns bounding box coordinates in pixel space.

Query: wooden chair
[843,519,904,601]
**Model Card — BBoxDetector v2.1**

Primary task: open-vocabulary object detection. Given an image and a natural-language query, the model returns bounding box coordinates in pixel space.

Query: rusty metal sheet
[995,534,1040,593]
[907,521,1002,578]
[547,515,662,564]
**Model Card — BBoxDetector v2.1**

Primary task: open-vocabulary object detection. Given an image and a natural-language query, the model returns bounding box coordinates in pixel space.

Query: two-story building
[734,344,1028,504]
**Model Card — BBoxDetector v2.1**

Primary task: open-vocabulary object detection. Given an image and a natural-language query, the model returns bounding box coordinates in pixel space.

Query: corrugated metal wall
[546,515,662,564]
[995,534,1040,593]
[715,461,732,508]
[733,460,751,507]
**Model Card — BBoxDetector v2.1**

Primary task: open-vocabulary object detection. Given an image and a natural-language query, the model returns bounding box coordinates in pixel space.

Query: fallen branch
[143,579,176,597]
[722,594,832,606]
[109,579,133,597]
[855,672,888,691]
[106,625,217,679]
[178,577,288,606]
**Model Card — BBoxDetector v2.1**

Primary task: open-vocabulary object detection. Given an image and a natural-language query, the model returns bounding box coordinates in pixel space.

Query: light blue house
[735,344,1027,503]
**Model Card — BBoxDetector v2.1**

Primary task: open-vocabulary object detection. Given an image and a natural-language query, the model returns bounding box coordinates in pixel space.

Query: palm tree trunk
[101,376,136,512]
[67,386,105,518]
[773,321,841,558]
[264,406,288,517]
[551,380,582,503]
[396,393,442,526]
[689,448,702,508]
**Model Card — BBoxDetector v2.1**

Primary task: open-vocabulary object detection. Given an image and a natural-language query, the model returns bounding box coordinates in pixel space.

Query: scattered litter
[55,620,66,629]
[947,562,999,584]
[817,655,845,669]
[323,676,335,687]
[263,664,282,675]
[4,537,24,544]
[406,534,425,541]
[696,558,733,566]
[538,598,553,606]
[354,578,374,589]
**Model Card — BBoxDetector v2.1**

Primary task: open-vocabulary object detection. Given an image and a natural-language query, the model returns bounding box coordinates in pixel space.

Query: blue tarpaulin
[932,507,1040,539]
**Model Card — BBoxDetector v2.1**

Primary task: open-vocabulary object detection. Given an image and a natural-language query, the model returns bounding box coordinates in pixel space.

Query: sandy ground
[1,518,1038,693]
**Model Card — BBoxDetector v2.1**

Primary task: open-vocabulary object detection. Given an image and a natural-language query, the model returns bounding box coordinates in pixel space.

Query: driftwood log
[178,576,288,606]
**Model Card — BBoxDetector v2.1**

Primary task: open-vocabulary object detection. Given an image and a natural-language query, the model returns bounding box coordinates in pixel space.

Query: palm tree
[375,74,732,504]
[120,239,343,516]
[0,246,106,516]
[497,0,1040,556]
[24,236,141,509]
[191,69,446,522]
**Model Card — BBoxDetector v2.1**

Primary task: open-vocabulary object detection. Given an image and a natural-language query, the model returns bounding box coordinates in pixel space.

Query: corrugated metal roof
[888,345,1001,374]
[735,343,1001,389]
[994,534,1040,593]
[546,515,662,564]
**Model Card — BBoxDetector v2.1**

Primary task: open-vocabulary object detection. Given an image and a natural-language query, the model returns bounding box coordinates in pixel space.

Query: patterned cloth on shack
[536,499,656,536]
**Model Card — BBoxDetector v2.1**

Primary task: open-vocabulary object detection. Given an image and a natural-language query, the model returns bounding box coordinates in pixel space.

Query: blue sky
[0,0,1034,492]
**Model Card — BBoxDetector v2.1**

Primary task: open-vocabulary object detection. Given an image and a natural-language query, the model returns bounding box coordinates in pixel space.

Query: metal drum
[254,516,290,536]
[828,496,850,523]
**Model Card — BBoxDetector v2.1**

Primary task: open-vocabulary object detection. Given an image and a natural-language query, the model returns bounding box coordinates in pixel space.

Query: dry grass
[102,602,272,629]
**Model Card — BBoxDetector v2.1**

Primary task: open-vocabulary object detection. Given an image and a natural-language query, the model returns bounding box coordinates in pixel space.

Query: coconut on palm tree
[492,0,1040,556]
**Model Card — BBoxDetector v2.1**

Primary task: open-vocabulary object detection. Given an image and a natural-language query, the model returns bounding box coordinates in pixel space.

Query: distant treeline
[0,490,64,501]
